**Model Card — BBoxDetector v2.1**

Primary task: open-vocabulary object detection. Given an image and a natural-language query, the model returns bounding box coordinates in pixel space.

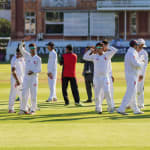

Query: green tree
[0,18,11,37]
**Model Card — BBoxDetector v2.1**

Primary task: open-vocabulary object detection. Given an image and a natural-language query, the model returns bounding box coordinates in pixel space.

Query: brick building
[11,0,150,41]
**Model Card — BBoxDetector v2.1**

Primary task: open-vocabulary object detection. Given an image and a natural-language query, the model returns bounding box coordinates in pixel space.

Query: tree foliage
[0,18,11,37]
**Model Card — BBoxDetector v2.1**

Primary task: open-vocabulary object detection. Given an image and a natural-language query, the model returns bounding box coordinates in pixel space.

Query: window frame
[130,12,137,35]
[24,12,36,35]
[45,11,64,35]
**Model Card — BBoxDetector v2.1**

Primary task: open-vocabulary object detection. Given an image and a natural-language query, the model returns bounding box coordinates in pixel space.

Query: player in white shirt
[102,40,115,108]
[117,40,145,115]
[8,48,25,113]
[19,42,42,115]
[46,42,57,102]
[137,39,148,109]
[83,42,118,114]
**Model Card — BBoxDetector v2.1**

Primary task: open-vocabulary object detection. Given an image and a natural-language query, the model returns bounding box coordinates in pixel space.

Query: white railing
[97,0,150,8]
[42,0,76,8]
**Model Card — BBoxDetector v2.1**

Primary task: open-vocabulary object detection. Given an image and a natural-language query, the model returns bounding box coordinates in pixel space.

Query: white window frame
[130,12,137,35]
[24,12,36,35]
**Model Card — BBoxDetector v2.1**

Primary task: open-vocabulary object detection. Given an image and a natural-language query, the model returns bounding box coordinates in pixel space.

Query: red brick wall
[16,0,24,37]
[137,12,148,33]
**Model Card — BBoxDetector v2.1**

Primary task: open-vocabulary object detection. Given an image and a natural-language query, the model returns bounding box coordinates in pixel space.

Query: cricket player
[8,48,25,113]
[83,43,118,114]
[19,42,41,115]
[102,40,115,108]
[46,42,57,102]
[137,39,148,109]
[117,40,145,115]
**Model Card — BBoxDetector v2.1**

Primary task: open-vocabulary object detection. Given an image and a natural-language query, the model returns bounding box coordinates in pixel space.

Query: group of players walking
[8,39,148,115]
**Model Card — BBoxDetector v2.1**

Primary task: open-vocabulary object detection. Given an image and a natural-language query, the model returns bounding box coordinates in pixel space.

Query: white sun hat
[137,39,147,47]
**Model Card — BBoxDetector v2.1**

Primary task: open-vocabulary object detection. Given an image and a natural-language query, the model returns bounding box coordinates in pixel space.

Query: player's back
[62,53,77,78]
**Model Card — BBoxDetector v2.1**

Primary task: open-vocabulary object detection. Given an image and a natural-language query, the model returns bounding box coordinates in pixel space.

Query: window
[25,12,36,34]
[0,0,10,9]
[130,12,136,34]
[45,12,64,34]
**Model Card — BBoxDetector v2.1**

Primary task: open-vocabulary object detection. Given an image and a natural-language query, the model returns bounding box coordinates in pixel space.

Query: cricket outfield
[0,62,150,150]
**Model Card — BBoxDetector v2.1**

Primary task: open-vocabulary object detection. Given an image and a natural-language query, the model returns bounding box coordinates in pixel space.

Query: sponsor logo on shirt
[104,57,107,60]
[34,61,37,64]
[33,83,37,87]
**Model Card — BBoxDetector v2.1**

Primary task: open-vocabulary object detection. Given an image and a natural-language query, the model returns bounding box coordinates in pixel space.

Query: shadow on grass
[0,109,101,122]
[0,101,149,122]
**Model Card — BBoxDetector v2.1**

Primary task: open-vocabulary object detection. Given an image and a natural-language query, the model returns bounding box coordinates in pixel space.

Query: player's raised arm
[19,41,30,57]
[83,48,95,62]
[105,46,118,59]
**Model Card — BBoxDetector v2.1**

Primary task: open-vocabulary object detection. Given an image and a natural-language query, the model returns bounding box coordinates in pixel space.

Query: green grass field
[0,62,150,150]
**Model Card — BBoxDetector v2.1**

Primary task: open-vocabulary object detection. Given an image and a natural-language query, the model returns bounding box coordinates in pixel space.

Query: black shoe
[83,100,92,103]
[98,112,102,114]
[64,103,69,106]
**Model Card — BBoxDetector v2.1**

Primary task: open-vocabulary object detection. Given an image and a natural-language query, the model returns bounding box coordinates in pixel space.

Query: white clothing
[47,50,57,100]
[48,78,57,100]
[9,56,25,110]
[83,46,118,112]
[118,47,144,113]
[47,49,57,79]
[137,49,148,108]
[20,45,41,112]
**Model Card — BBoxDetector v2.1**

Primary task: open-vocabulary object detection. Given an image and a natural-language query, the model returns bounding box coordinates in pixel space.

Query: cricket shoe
[134,111,144,114]
[75,103,84,107]
[18,110,29,115]
[95,108,102,114]
[107,107,115,113]
[29,111,36,115]
[117,111,128,115]
[95,110,102,114]
[8,110,16,113]
[53,98,57,102]
[83,100,92,103]
[45,99,52,102]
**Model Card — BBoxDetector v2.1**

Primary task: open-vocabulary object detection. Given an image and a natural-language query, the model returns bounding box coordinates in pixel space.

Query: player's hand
[112,76,115,83]
[28,71,34,75]
[15,80,20,86]
[48,73,53,79]
[139,75,143,82]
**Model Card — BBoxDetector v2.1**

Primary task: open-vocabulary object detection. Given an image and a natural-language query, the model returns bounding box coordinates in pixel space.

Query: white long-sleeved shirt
[19,46,41,77]
[138,49,148,76]
[11,55,25,82]
[83,46,118,77]
[125,47,144,77]
[47,49,57,79]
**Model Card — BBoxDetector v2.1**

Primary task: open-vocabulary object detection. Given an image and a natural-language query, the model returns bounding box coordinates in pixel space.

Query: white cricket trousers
[48,78,57,100]
[93,76,113,112]
[101,75,115,107]
[9,78,22,110]
[21,75,38,112]
[118,75,140,113]
[137,79,145,108]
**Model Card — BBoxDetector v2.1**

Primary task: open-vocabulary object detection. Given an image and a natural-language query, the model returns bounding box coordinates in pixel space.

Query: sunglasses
[96,47,103,49]
[29,47,36,50]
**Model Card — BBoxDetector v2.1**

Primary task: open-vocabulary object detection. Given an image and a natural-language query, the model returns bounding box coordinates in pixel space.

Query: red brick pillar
[15,0,24,39]
[11,0,16,39]
[36,0,43,34]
